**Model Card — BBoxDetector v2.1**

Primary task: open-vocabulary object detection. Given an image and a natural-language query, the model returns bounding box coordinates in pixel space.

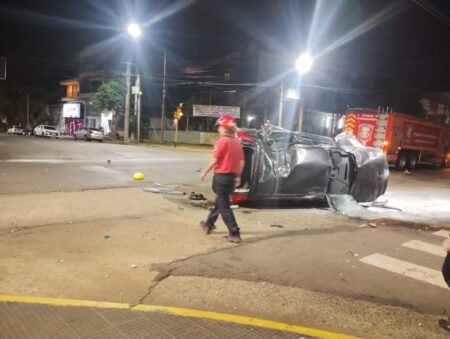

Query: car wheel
[395,152,407,171]
[98,139,103,142]
[406,152,418,170]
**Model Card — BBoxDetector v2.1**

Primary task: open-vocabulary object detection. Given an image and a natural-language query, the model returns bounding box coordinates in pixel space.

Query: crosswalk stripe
[402,240,446,257]
[359,253,448,289]
[433,230,450,239]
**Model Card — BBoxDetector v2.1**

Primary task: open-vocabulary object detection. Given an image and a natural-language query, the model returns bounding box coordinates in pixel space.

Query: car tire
[406,152,418,170]
[395,152,407,171]
[98,140,103,142]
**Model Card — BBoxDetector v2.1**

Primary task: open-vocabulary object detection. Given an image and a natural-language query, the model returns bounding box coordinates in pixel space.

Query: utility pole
[124,62,132,142]
[278,81,284,127]
[136,74,141,143]
[160,50,167,143]
[26,93,30,128]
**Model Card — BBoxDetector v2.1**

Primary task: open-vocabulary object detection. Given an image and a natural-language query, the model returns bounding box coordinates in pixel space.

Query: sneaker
[222,235,241,243]
[439,319,450,332]
[200,221,216,235]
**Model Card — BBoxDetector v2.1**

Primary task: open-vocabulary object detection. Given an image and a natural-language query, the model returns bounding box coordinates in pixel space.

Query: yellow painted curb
[0,295,358,339]
[133,304,359,339]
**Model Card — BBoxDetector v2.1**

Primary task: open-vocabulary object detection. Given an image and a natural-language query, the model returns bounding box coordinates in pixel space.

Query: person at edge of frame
[199,114,244,243]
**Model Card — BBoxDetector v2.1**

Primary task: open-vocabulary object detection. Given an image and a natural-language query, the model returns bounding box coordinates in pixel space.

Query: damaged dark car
[232,125,389,205]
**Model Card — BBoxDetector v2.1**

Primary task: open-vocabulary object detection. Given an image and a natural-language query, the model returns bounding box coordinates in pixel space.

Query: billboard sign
[63,103,81,118]
[193,105,240,118]
[0,58,6,80]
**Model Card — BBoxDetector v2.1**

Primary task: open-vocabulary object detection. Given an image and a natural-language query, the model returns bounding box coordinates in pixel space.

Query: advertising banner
[63,103,81,118]
[193,105,240,118]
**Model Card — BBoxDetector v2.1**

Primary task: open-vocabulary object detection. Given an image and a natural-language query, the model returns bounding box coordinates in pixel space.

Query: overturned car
[232,125,389,204]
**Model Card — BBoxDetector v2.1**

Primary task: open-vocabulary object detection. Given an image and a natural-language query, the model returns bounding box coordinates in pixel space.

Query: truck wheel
[407,152,418,170]
[395,152,407,171]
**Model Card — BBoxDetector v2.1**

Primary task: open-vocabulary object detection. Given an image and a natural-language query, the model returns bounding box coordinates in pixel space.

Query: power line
[412,0,450,26]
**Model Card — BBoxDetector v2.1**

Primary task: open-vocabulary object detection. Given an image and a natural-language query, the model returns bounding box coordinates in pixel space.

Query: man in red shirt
[200,115,244,243]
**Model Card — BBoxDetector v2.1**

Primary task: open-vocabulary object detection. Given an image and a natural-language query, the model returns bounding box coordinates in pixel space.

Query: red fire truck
[344,108,450,170]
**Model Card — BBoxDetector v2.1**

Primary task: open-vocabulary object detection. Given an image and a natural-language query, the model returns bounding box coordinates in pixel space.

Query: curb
[0,295,358,339]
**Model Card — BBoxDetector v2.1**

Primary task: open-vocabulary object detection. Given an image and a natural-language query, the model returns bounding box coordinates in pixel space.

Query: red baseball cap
[216,114,236,129]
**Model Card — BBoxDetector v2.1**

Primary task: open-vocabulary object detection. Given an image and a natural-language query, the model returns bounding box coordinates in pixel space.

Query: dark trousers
[205,173,240,236]
[443,252,450,288]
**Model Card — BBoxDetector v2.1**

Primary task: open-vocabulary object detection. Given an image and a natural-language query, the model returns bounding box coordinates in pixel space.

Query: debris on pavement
[107,160,111,164]
[270,224,284,228]
[104,232,110,240]
[348,251,359,257]
[59,259,64,263]
[327,194,380,219]
[130,264,137,268]
[230,204,239,209]
[133,172,145,180]
[144,187,186,196]
[403,169,412,175]
[189,192,206,200]
[104,274,109,278]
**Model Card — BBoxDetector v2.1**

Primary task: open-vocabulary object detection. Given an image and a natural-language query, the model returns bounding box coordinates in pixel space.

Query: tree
[92,80,126,138]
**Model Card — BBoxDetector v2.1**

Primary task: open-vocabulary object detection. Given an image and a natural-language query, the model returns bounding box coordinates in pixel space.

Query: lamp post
[295,53,313,133]
[125,23,142,142]
[161,50,167,144]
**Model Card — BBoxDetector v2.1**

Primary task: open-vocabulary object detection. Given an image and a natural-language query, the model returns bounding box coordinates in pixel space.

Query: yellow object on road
[133,173,145,180]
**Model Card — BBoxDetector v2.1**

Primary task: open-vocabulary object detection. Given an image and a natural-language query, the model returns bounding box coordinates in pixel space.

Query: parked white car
[73,127,104,142]
[7,126,24,135]
[34,125,60,138]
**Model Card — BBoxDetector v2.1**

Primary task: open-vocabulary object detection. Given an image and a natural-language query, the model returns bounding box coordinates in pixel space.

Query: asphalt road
[1,134,449,223]
[0,134,210,194]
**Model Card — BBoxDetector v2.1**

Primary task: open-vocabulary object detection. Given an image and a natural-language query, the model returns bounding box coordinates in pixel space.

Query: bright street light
[295,53,313,75]
[127,23,142,39]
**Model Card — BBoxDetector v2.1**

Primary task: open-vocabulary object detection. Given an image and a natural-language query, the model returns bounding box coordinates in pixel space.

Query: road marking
[402,240,446,257]
[359,253,448,289]
[0,294,358,339]
[433,230,450,239]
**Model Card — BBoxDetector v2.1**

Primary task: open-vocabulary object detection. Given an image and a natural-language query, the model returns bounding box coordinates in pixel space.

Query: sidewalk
[0,296,355,339]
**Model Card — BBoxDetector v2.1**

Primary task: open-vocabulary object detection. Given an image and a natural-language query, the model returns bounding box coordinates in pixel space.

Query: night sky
[1,0,450,94]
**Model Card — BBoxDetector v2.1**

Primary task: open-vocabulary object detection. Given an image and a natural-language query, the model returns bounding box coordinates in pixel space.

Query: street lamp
[294,53,313,133]
[127,23,142,39]
[295,53,313,75]
[124,22,142,142]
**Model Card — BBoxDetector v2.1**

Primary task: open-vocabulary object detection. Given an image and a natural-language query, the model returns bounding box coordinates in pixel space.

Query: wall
[145,129,218,145]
